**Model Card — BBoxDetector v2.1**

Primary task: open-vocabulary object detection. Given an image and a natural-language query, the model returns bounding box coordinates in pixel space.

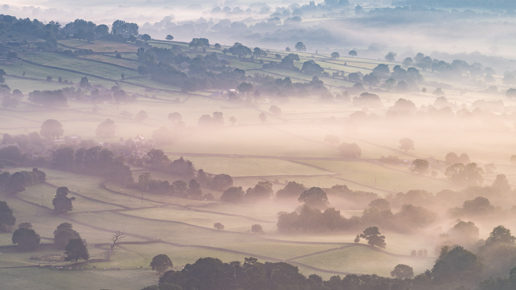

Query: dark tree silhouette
[151,254,173,275]
[64,238,89,264]
[360,226,386,248]
[52,187,76,214]
[40,119,64,139]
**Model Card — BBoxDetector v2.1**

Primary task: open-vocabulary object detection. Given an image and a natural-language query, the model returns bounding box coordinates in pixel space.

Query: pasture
[0,36,511,289]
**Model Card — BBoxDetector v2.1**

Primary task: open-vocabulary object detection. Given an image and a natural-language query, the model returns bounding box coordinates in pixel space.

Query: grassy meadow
[0,37,511,288]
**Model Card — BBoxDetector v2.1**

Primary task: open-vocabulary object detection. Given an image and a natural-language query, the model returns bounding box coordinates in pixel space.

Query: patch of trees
[0,201,15,231]
[220,181,273,203]
[12,223,40,251]
[251,74,328,98]
[134,172,213,200]
[54,222,81,249]
[146,245,512,290]
[278,197,437,233]
[0,168,46,194]
[51,146,133,186]
[28,90,68,108]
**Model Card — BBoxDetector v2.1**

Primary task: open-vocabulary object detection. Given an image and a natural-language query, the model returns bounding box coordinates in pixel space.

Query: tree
[485,226,516,246]
[214,222,224,230]
[360,227,386,248]
[295,42,306,52]
[349,50,357,57]
[402,57,413,67]
[276,181,306,200]
[331,52,340,59]
[269,105,282,115]
[214,43,221,49]
[52,186,76,214]
[0,201,15,231]
[338,143,361,158]
[411,159,429,174]
[391,264,414,279]
[301,60,324,75]
[385,52,396,61]
[220,186,244,202]
[12,227,40,251]
[259,112,267,123]
[298,187,328,209]
[64,238,89,264]
[399,138,414,152]
[166,35,174,41]
[251,224,264,233]
[432,246,482,285]
[445,163,484,186]
[40,119,64,139]
[54,222,81,250]
[109,231,125,258]
[228,42,252,58]
[151,254,173,275]
[95,119,116,137]
[237,82,254,94]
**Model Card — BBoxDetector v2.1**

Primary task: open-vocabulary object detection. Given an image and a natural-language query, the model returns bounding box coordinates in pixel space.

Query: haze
[0,1,516,290]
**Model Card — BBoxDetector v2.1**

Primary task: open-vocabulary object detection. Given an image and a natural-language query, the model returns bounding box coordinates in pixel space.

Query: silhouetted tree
[52,187,76,214]
[151,254,173,275]
[64,238,89,264]
[360,226,386,248]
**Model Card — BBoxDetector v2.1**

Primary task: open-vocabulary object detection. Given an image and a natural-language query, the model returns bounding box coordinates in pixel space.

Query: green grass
[298,160,451,193]
[293,245,433,276]
[166,155,332,177]
[0,268,156,290]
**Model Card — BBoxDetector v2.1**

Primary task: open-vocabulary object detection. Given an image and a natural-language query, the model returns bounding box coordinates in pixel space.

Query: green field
[0,33,509,289]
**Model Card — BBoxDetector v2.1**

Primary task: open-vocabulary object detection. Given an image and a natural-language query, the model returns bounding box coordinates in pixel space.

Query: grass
[297,160,451,193]
[0,268,156,290]
[293,245,433,277]
[165,155,332,177]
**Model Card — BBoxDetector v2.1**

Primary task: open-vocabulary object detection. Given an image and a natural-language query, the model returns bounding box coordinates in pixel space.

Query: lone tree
[360,226,386,248]
[0,201,16,231]
[338,143,362,158]
[214,222,224,230]
[95,119,116,137]
[52,187,76,214]
[295,41,306,52]
[385,52,397,61]
[40,119,64,139]
[53,222,81,250]
[391,264,414,279]
[12,227,40,251]
[251,224,264,233]
[150,254,173,275]
[411,159,429,174]
[399,138,414,152]
[107,231,125,260]
[64,238,89,264]
[298,187,328,209]
[349,50,357,57]
[166,35,174,41]
[331,52,340,59]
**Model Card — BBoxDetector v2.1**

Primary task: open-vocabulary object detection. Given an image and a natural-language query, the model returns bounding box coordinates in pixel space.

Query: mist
[0,0,516,290]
